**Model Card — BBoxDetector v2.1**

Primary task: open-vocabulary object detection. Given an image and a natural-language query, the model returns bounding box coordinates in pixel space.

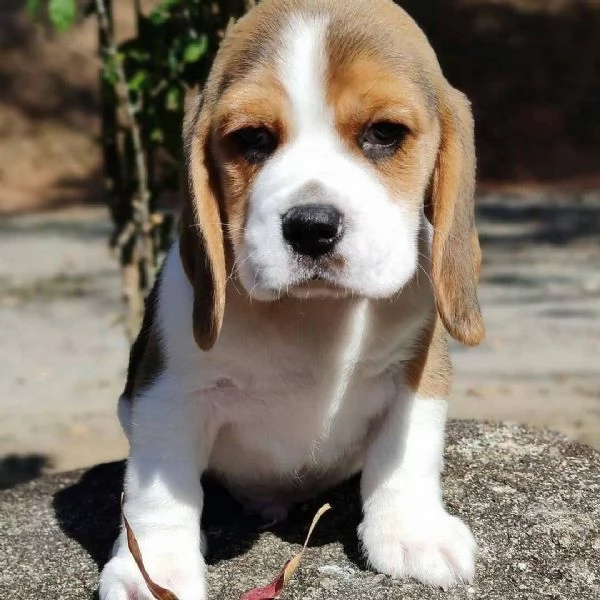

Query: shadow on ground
[52,460,364,589]
[476,193,600,247]
[0,453,52,490]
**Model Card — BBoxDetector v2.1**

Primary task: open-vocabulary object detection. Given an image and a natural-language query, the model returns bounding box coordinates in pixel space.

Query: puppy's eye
[232,126,277,163]
[360,121,408,160]
[364,122,407,146]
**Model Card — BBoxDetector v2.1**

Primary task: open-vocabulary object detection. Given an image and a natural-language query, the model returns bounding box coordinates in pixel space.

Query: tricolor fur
[100,1,484,598]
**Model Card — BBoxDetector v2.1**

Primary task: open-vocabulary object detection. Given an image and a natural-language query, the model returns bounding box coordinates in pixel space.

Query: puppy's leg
[99,374,215,600]
[358,327,476,589]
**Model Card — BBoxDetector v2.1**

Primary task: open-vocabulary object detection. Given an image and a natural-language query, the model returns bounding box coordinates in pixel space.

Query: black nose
[282,204,344,258]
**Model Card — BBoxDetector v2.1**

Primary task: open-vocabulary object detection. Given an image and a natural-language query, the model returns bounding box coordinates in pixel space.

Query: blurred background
[1,0,599,489]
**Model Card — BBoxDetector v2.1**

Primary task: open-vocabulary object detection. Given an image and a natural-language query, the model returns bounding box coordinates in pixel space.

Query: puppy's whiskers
[227,249,258,284]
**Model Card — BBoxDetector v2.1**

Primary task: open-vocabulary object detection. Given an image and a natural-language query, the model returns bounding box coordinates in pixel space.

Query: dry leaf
[240,503,332,600]
[121,495,331,600]
[122,494,181,600]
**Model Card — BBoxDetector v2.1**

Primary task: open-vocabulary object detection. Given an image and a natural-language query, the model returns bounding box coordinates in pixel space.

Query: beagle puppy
[99,0,484,598]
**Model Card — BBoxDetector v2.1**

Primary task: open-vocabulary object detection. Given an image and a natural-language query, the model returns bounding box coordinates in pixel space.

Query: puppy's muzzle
[282,204,344,258]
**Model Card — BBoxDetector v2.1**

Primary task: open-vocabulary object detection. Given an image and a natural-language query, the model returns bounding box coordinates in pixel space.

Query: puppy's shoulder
[122,245,193,400]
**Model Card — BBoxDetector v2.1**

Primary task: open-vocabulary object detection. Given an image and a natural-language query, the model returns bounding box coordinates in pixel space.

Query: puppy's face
[182,0,484,349]
[212,15,439,301]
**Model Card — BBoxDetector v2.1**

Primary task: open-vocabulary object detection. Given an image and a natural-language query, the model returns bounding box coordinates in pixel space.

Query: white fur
[101,369,211,599]
[236,15,420,301]
[359,397,476,589]
[99,14,473,600]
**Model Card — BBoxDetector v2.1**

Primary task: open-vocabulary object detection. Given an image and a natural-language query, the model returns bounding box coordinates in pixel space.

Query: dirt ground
[1,190,599,487]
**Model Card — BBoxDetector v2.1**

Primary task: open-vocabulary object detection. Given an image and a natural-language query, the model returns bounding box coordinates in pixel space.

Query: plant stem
[95,0,155,340]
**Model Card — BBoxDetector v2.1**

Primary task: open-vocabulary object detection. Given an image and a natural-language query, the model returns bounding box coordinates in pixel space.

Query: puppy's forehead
[277,14,329,132]
[211,0,441,116]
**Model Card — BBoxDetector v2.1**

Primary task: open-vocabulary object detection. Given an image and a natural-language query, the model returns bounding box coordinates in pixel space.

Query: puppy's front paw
[99,534,207,600]
[358,504,476,589]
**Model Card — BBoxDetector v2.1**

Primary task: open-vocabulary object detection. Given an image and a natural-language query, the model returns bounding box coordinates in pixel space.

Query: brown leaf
[121,495,331,600]
[240,503,332,600]
[122,494,181,600]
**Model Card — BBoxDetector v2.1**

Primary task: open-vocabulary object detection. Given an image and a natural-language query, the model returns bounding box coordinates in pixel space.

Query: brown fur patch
[405,317,452,399]
[179,120,227,350]
[429,89,485,346]
[326,51,439,202]
[213,72,290,252]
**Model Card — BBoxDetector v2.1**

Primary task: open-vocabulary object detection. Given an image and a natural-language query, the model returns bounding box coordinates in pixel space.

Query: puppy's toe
[359,506,476,589]
[99,535,207,600]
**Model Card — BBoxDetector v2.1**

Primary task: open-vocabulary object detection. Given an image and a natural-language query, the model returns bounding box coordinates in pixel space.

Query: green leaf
[165,86,182,111]
[128,71,149,92]
[103,59,119,86]
[48,0,77,31]
[148,6,170,25]
[26,0,42,18]
[183,36,208,63]
[150,127,164,143]
[125,48,151,64]
[167,49,180,75]
[156,0,180,13]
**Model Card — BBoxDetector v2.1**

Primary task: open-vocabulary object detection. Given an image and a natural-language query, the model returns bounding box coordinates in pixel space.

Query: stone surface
[1,420,599,600]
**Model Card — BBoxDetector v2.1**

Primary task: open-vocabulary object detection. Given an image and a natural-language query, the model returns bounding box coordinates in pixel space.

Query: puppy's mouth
[235,249,351,300]
[286,266,350,299]
[287,282,349,299]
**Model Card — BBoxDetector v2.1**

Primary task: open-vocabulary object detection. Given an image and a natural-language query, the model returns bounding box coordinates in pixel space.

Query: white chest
[159,248,433,497]
[206,361,399,495]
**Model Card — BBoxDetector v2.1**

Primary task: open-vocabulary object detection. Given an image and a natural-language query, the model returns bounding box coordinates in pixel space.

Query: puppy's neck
[217,273,435,370]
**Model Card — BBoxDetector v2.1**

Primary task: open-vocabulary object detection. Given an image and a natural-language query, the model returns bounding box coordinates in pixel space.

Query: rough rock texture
[1,421,599,600]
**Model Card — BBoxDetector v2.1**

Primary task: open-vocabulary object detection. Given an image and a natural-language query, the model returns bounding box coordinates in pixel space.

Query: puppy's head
[181,0,484,350]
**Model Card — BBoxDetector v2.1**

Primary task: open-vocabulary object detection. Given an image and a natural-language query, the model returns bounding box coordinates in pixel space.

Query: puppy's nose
[282,204,344,258]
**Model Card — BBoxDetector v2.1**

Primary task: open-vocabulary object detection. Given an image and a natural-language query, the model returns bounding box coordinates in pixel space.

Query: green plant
[28,0,254,339]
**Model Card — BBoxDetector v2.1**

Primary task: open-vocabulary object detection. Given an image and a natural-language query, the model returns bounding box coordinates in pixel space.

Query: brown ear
[179,91,227,351]
[428,87,484,346]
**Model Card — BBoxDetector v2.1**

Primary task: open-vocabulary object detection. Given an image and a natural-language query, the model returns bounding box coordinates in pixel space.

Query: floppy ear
[428,87,484,346]
[179,90,227,351]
